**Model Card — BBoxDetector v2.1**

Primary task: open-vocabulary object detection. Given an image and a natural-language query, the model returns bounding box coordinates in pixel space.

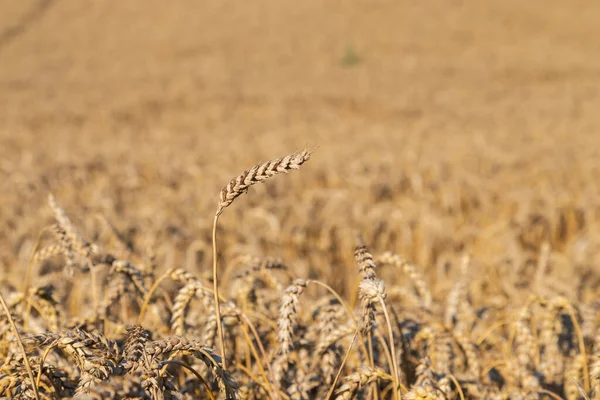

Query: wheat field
[1,1,600,399]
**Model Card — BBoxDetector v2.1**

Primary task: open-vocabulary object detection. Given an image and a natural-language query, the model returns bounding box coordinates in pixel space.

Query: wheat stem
[212,213,227,370]
[138,269,174,324]
[35,339,59,389]
[308,279,370,361]
[159,359,217,400]
[0,290,40,400]
[378,297,401,400]
[326,330,358,400]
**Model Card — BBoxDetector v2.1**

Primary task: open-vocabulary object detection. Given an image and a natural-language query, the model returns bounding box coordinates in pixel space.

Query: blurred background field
[1,1,600,398]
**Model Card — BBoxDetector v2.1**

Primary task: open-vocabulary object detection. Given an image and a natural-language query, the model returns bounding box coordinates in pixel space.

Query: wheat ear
[216,149,311,215]
[334,366,393,400]
[211,149,312,369]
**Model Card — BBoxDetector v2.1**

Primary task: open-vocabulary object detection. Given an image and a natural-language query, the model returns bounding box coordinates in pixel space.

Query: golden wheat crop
[2,1,600,399]
[1,145,599,399]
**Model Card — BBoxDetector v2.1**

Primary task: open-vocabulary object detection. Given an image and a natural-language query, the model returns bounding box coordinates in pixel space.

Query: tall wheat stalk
[212,149,312,368]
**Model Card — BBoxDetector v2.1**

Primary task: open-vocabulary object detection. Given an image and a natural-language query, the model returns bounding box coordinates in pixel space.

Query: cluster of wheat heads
[1,148,600,399]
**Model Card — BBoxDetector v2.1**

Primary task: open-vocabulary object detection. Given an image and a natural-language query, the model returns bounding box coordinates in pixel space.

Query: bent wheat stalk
[212,149,312,369]
[158,360,216,400]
